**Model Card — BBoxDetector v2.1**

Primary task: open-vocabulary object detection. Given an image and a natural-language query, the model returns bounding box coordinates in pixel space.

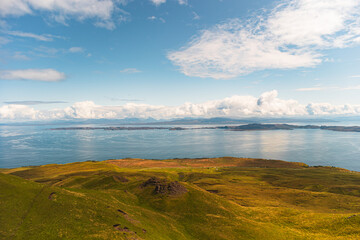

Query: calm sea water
[1,122,360,171]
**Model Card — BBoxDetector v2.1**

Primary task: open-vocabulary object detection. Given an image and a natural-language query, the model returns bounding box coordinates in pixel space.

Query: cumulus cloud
[0,0,116,29]
[168,0,360,79]
[306,103,360,115]
[0,105,39,120]
[2,90,360,121]
[64,101,106,119]
[0,69,66,82]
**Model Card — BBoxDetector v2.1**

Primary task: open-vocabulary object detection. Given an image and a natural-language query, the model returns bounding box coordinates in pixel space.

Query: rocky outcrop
[141,177,187,196]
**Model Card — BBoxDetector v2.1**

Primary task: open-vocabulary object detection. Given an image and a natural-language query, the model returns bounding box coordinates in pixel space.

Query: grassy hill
[1,157,360,239]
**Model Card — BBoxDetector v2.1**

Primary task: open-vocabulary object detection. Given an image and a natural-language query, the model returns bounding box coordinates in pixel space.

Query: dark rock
[48,192,56,200]
[117,209,127,215]
[141,177,187,196]
[113,224,131,232]
[141,177,166,187]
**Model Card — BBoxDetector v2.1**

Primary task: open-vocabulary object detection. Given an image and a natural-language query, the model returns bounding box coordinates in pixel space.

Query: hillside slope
[1,157,360,239]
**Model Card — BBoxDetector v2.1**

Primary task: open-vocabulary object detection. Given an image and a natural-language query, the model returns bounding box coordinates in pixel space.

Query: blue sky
[1,0,360,121]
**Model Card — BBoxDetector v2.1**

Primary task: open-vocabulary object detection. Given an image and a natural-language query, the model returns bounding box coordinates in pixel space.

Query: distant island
[50,123,360,132]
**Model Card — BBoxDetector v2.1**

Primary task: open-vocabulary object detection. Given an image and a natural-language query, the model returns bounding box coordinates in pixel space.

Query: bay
[1,122,360,171]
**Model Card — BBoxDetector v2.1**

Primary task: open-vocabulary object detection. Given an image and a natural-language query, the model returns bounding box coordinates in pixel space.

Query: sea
[1,121,360,171]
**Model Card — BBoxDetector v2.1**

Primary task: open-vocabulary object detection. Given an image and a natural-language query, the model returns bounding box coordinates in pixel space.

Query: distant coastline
[50,123,360,133]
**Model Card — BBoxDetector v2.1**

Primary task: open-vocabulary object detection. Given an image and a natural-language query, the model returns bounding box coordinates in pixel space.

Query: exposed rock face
[141,177,165,187]
[141,177,187,196]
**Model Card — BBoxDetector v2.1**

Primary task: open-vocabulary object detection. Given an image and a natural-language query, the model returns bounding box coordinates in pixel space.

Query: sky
[1,0,360,121]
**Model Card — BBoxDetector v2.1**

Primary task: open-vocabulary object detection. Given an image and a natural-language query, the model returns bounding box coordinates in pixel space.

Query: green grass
[1,157,360,239]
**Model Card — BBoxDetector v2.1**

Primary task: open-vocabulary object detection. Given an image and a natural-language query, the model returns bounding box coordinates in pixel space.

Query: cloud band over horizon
[1,90,360,121]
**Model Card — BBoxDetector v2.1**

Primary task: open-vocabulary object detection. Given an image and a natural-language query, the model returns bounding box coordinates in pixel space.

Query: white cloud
[147,16,165,23]
[267,0,360,48]
[306,103,360,115]
[150,0,166,6]
[0,0,114,18]
[0,0,31,16]
[342,85,360,90]
[168,0,360,79]
[296,85,360,91]
[117,0,131,5]
[64,101,105,119]
[0,0,116,29]
[192,11,200,20]
[296,87,333,92]
[3,90,360,121]
[150,0,188,6]
[120,68,141,73]
[178,0,188,5]
[0,105,39,120]
[33,46,59,57]
[94,20,116,30]
[0,69,66,82]
[68,47,84,53]
[3,30,55,41]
